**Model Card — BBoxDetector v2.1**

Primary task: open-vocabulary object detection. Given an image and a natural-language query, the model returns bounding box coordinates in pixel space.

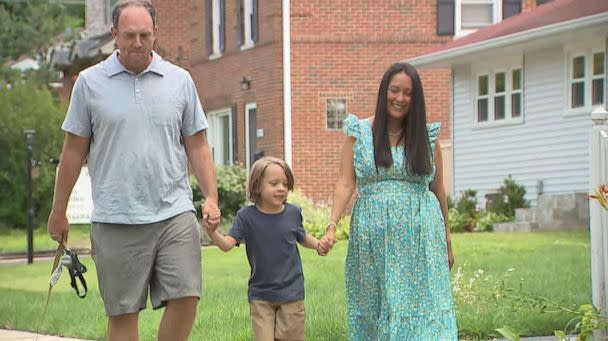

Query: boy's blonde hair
[248,156,294,204]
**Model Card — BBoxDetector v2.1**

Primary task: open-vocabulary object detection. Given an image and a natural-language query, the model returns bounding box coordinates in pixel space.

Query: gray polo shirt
[229,203,307,303]
[62,50,208,224]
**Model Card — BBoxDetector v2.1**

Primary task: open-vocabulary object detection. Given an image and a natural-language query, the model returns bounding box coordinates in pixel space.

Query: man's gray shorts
[91,211,202,317]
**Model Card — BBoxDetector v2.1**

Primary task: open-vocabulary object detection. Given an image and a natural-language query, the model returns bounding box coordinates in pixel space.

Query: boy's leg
[275,300,306,341]
[250,300,277,341]
[108,312,139,341]
[157,297,198,341]
[150,212,202,340]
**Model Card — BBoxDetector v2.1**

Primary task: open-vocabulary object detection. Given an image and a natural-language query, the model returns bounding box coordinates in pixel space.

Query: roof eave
[407,11,608,68]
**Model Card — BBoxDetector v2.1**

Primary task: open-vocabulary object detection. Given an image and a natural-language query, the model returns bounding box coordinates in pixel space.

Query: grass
[0,226,91,254]
[0,230,591,340]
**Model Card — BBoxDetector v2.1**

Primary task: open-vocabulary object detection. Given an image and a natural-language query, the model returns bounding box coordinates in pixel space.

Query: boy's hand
[203,202,222,232]
[316,238,330,256]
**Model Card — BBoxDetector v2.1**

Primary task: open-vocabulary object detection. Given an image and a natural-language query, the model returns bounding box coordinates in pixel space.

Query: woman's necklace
[388,129,403,137]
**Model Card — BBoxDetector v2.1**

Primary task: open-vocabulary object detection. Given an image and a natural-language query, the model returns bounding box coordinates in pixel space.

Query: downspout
[282,0,292,165]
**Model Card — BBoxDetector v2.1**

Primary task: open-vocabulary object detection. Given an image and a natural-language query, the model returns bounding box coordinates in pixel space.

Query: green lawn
[0,230,591,340]
[0,226,91,254]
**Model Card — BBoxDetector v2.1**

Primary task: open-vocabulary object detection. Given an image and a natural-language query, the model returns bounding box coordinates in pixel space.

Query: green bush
[0,75,65,228]
[190,164,247,219]
[475,211,511,232]
[487,176,530,218]
[455,189,478,232]
[449,208,472,233]
[288,190,350,240]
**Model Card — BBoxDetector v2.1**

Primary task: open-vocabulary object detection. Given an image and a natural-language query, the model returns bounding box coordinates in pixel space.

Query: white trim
[409,11,608,68]
[282,0,292,166]
[455,0,502,38]
[564,44,606,115]
[211,0,222,58]
[245,102,257,172]
[473,64,524,127]
[207,107,233,165]
[240,0,255,49]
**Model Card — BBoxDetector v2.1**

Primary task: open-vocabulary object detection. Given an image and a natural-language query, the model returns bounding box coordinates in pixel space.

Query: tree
[0,74,65,228]
[0,1,67,64]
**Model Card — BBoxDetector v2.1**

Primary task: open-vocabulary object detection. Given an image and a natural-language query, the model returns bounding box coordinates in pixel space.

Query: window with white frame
[567,50,605,110]
[455,0,501,37]
[238,0,258,49]
[326,98,347,130]
[475,67,523,125]
[206,0,225,59]
[207,109,232,165]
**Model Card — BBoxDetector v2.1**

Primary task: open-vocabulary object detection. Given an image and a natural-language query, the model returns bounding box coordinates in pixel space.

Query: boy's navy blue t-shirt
[228,203,307,303]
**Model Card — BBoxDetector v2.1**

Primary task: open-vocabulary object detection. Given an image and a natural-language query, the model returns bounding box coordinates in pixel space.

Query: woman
[323,62,457,340]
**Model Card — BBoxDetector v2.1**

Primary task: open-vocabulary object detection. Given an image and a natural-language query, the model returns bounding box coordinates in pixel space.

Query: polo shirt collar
[105,50,165,77]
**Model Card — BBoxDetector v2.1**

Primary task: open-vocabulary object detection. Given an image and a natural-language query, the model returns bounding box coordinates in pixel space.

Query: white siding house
[409,0,608,205]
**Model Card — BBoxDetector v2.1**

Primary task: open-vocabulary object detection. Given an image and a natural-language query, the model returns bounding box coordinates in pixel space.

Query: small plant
[495,281,607,341]
[487,176,529,218]
[288,190,350,240]
[455,189,478,231]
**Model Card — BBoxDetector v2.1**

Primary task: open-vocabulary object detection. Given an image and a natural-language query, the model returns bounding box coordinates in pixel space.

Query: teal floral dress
[343,114,457,340]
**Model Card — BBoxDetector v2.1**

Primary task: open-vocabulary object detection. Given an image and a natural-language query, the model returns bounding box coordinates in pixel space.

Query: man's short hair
[112,0,157,29]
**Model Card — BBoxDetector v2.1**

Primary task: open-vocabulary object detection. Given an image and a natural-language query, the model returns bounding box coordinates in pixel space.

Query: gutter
[409,11,608,67]
[282,0,292,165]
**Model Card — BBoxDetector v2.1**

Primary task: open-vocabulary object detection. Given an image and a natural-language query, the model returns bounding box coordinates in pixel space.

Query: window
[475,67,523,125]
[326,99,347,130]
[206,0,225,59]
[455,0,501,37]
[245,103,257,169]
[238,0,258,49]
[567,50,605,110]
[105,0,119,26]
[208,109,233,165]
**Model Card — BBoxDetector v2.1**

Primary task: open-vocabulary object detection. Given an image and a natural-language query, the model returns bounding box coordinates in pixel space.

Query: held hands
[202,200,221,233]
[317,222,338,256]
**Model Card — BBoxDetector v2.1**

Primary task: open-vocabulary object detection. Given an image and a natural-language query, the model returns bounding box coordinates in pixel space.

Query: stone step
[494,222,539,232]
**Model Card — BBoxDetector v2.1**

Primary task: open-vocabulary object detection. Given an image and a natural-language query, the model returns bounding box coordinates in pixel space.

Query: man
[47,1,220,340]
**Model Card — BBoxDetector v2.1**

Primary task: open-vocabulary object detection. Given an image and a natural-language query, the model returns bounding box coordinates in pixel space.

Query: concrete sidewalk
[0,329,93,340]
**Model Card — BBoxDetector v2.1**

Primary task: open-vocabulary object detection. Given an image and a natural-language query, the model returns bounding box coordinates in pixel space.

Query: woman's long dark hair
[372,62,432,176]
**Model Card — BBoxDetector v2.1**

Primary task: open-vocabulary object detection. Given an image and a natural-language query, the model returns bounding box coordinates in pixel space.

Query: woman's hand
[447,241,454,270]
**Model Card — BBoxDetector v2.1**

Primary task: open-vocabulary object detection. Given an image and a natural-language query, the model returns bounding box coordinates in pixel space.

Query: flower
[589,185,608,211]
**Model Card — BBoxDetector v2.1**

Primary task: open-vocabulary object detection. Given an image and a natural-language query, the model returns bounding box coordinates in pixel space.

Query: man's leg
[108,312,139,341]
[157,297,198,341]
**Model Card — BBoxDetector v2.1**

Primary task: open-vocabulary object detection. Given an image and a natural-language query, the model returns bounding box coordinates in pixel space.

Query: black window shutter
[437,0,455,36]
[252,0,259,42]
[231,103,238,164]
[219,0,225,53]
[503,0,521,19]
[205,0,213,56]
[236,0,243,46]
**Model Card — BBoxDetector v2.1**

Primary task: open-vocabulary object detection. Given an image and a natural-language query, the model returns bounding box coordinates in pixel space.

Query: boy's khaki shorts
[250,300,306,341]
[91,211,201,316]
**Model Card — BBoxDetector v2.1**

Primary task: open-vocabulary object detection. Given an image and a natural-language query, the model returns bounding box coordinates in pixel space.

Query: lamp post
[24,129,36,264]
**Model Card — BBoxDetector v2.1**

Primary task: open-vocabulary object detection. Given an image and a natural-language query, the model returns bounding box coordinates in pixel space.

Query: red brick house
[55,0,544,203]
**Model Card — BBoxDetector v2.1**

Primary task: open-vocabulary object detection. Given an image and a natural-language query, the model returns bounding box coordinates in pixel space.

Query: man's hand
[202,200,221,232]
[47,210,69,245]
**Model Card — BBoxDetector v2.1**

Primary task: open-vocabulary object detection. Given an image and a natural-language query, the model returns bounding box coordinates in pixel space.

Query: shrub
[190,164,247,219]
[455,189,478,232]
[0,75,65,228]
[487,176,529,218]
[288,190,350,240]
[475,211,511,232]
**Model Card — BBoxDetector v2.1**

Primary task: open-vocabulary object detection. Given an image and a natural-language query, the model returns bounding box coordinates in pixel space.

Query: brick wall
[290,0,452,202]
